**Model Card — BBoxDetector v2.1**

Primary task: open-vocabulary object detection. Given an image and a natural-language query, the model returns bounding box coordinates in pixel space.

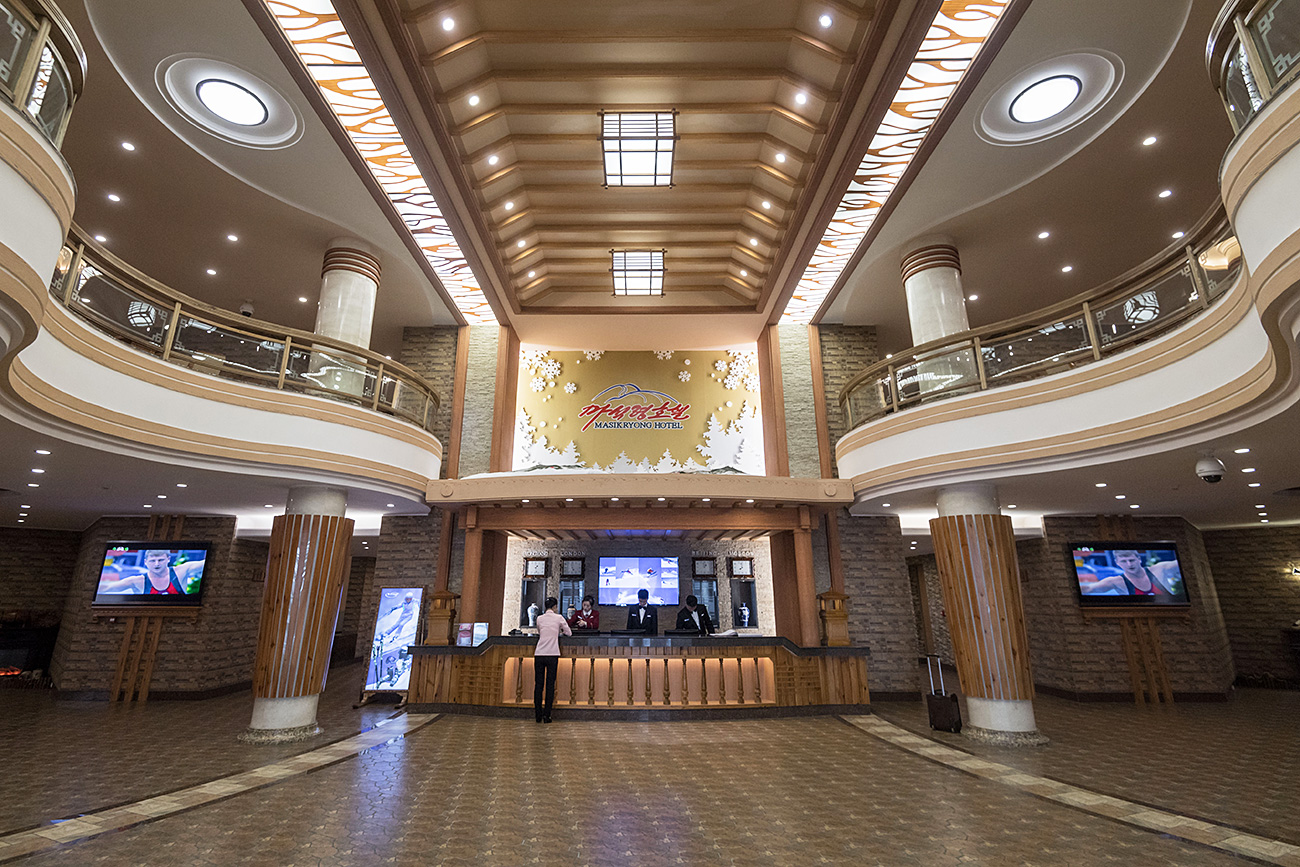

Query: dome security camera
[1195,456,1226,484]
[238,301,254,317]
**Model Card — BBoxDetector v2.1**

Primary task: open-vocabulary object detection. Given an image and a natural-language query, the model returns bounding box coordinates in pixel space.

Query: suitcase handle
[926,654,946,695]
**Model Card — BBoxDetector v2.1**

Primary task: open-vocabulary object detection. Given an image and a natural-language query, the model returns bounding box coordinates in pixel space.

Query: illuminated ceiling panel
[600,111,676,187]
[782,0,1010,323]
[264,0,496,324]
[611,250,666,296]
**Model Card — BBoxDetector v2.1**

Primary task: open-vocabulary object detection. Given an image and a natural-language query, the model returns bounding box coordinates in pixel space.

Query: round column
[900,241,975,396]
[929,483,1047,746]
[316,241,381,347]
[241,485,353,743]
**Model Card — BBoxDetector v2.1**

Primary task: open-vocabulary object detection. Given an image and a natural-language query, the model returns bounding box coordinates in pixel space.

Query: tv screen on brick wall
[1069,542,1189,607]
[93,542,210,607]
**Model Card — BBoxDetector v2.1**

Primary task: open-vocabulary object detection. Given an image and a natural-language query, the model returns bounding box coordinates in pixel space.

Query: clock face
[694,559,715,576]
[731,559,752,576]
[526,559,547,576]
[562,559,583,575]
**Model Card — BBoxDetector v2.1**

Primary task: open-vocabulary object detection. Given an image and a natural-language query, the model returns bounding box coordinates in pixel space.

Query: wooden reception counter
[406,636,870,718]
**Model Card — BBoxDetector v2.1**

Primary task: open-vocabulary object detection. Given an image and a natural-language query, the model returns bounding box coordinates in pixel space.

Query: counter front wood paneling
[407,636,870,716]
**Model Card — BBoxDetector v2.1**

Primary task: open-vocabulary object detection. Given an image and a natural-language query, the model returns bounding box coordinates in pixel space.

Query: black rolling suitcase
[925,654,962,733]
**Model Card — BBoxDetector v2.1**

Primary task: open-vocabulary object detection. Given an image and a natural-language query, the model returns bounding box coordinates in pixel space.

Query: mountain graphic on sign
[591,383,681,406]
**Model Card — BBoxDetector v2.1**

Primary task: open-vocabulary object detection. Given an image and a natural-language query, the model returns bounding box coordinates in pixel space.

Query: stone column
[241,486,353,743]
[899,240,976,396]
[929,483,1047,746]
[311,241,381,399]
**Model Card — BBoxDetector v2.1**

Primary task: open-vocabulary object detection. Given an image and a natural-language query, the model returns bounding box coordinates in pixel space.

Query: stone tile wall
[815,325,878,476]
[338,555,375,658]
[459,326,500,477]
[398,326,460,470]
[777,324,820,479]
[1202,526,1300,685]
[837,511,919,696]
[363,514,443,656]
[49,517,268,698]
[905,553,955,665]
[0,527,81,619]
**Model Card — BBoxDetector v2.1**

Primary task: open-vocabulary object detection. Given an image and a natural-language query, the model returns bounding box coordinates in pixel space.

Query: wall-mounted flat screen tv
[94,542,211,606]
[1069,543,1189,607]
[598,556,679,606]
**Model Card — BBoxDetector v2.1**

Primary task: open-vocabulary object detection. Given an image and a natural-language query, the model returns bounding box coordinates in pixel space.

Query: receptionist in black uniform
[675,595,715,634]
[625,588,658,634]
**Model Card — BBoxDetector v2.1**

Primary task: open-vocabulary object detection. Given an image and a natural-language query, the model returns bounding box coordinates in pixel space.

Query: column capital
[322,246,382,284]
[901,243,961,283]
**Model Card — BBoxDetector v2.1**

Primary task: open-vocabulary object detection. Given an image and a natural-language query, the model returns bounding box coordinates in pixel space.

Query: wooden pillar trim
[489,325,520,473]
[793,506,820,647]
[252,514,355,700]
[460,506,484,624]
[757,324,789,477]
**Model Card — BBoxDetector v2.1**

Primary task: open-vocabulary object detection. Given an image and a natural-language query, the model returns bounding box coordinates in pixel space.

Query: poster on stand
[363,587,424,695]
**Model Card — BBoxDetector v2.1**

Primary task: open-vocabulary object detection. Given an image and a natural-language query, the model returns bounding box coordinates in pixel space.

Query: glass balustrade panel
[170,317,284,382]
[843,372,892,427]
[982,318,1091,386]
[70,265,172,348]
[1093,265,1200,350]
[893,347,980,407]
[25,44,70,140]
[1249,0,1300,87]
[1198,235,1244,302]
[48,245,74,294]
[284,346,377,405]
[0,1,35,100]
[1226,42,1267,129]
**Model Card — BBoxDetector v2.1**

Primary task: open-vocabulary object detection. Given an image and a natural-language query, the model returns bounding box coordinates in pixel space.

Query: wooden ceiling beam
[463,134,812,165]
[420,29,849,64]
[457,105,825,137]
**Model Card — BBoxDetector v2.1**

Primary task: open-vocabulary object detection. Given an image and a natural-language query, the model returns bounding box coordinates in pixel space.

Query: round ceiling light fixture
[157,55,302,149]
[196,78,268,126]
[977,52,1122,146]
[1008,75,1081,124]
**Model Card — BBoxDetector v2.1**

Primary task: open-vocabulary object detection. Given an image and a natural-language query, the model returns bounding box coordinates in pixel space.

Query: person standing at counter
[569,595,600,630]
[534,596,570,724]
[675,595,714,634]
[625,588,658,634]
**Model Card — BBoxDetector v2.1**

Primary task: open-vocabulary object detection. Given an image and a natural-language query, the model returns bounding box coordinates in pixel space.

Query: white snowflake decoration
[678,371,691,382]
[727,349,757,371]
[653,350,674,360]
[563,382,577,394]
[714,360,728,372]
[743,372,760,392]
[547,380,555,387]
[584,350,604,360]
[521,348,549,372]
[723,372,741,389]
[530,377,545,392]
[541,359,562,378]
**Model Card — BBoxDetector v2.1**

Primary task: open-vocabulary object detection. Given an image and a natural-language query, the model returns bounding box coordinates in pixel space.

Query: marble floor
[1,667,1296,866]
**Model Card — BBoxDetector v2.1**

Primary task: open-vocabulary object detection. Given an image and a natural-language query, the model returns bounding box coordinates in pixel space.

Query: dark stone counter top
[409,635,869,657]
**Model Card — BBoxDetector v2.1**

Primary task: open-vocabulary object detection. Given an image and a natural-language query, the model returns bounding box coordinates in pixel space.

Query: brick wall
[906,553,955,664]
[0,527,82,620]
[837,511,918,696]
[338,555,375,659]
[399,326,460,469]
[1017,516,1234,698]
[777,324,819,479]
[1202,526,1300,685]
[49,517,268,698]
[363,514,443,655]
[815,325,878,476]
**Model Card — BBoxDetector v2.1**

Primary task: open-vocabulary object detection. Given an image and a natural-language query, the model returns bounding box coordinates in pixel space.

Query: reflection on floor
[0,669,1296,866]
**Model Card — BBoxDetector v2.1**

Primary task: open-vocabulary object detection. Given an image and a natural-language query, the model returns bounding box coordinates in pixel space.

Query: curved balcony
[48,228,441,433]
[0,0,84,146]
[838,206,1243,432]
[1207,0,1300,133]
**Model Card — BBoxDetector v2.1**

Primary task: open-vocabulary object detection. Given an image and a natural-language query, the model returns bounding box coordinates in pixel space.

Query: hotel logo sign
[578,384,691,432]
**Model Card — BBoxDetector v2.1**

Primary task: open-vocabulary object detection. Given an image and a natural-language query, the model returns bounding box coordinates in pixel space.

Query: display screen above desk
[597,556,679,605]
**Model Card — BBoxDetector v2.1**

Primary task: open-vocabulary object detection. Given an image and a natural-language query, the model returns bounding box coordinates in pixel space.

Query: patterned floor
[1,672,1295,866]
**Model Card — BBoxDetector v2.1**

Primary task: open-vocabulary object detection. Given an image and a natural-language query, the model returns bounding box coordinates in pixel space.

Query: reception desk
[407,636,870,718]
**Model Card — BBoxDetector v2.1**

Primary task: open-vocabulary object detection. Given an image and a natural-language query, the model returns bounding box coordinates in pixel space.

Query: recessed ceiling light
[968,294,978,301]
[504,200,514,210]
[881,503,891,507]
[1255,504,1266,508]
[740,269,748,277]
[1242,467,1256,473]
[142,505,151,509]
[657,497,666,502]
[386,503,395,508]
[1261,519,1269,523]
[298,297,308,303]
[749,237,759,246]
[468,94,480,107]
[885,353,893,359]
[19,513,26,517]
[1259,511,1268,516]
[775,152,786,163]
[1115,494,1126,499]
[1172,231,1185,239]
[35,449,50,455]
[1037,231,1050,239]
[94,234,107,243]
[1249,482,1261,487]
[702,498,711,502]
[157,494,167,499]
[206,268,217,276]
[1158,189,1172,198]
[819,13,833,27]
[1234,447,1250,453]
[227,234,238,242]
[795,92,808,105]
[30,468,44,473]
[1095,483,1107,487]
[761,200,772,209]
[1142,135,1157,146]
[107,193,121,202]
[27,483,38,487]
[610,497,619,502]
[517,239,526,248]
[1061,265,1073,273]
[565,498,574,502]
[21,505,30,509]
[1009,75,1081,124]
[196,78,269,126]
[527,270,536,278]
[1007,504,1017,509]
[1129,504,1140,509]
[488,154,499,166]
[264,504,274,508]
[121,141,135,151]
[177,483,187,488]
[441,16,454,30]
[522,499,529,503]
[745,499,755,504]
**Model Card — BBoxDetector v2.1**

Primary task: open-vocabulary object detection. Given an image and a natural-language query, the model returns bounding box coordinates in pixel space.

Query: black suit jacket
[625,604,658,634]
[675,606,715,634]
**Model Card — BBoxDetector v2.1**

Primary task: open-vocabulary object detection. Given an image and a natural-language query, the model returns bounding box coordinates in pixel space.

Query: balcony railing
[48,228,441,433]
[1207,0,1300,132]
[0,0,84,146]
[838,206,1242,432]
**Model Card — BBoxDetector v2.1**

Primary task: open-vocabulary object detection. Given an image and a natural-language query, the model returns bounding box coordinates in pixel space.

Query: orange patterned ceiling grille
[264,0,496,324]
[781,0,1010,323]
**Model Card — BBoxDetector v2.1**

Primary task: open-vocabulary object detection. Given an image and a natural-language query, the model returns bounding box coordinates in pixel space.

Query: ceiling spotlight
[1261,519,1269,523]
[1256,504,1266,508]
[968,294,979,301]
[517,239,526,248]
[441,16,454,30]
[386,503,395,508]
[522,499,529,503]
[762,200,772,209]
[121,141,135,151]
[20,505,30,509]
[881,502,891,507]
[702,498,711,502]
[504,200,514,210]
[745,499,755,504]
[298,296,309,303]
[107,193,121,202]
[795,92,808,105]
[94,234,107,243]
[177,483,188,488]
[227,234,238,242]
[1249,482,1261,487]
[206,268,217,275]
[264,504,274,508]
[819,13,833,27]
[1009,75,1081,124]
[1115,494,1126,500]
[1129,504,1140,509]
[527,270,536,278]
[196,78,269,126]
[1061,265,1073,273]
[30,468,44,474]
[1234,447,1250,454]
[1142,135,1158,146]
[142,505,151,509]
[610,497,619,502]
[35,449,50,455]
[1037,231,1050,239]
[1259,511,1268,516]
[565,498,574,502]
[468,94,480,107]
[1243,467,1257,473]
[488,154,499,166]
[1158,189,1172,198]
[749,237,759,246]
[1172,231,1185,239]
[740,269,748,277]
[157,494,167,499]
[657,497,666,502]
[1095,482,1107,487]
[775,152,786,163]
[27,483,38,488]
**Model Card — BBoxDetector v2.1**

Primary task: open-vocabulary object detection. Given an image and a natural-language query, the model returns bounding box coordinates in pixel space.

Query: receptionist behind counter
[625,588,658,634]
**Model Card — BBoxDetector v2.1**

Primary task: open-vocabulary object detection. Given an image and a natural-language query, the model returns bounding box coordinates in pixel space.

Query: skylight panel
[611,250,665,296]
[600,112,676,187]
